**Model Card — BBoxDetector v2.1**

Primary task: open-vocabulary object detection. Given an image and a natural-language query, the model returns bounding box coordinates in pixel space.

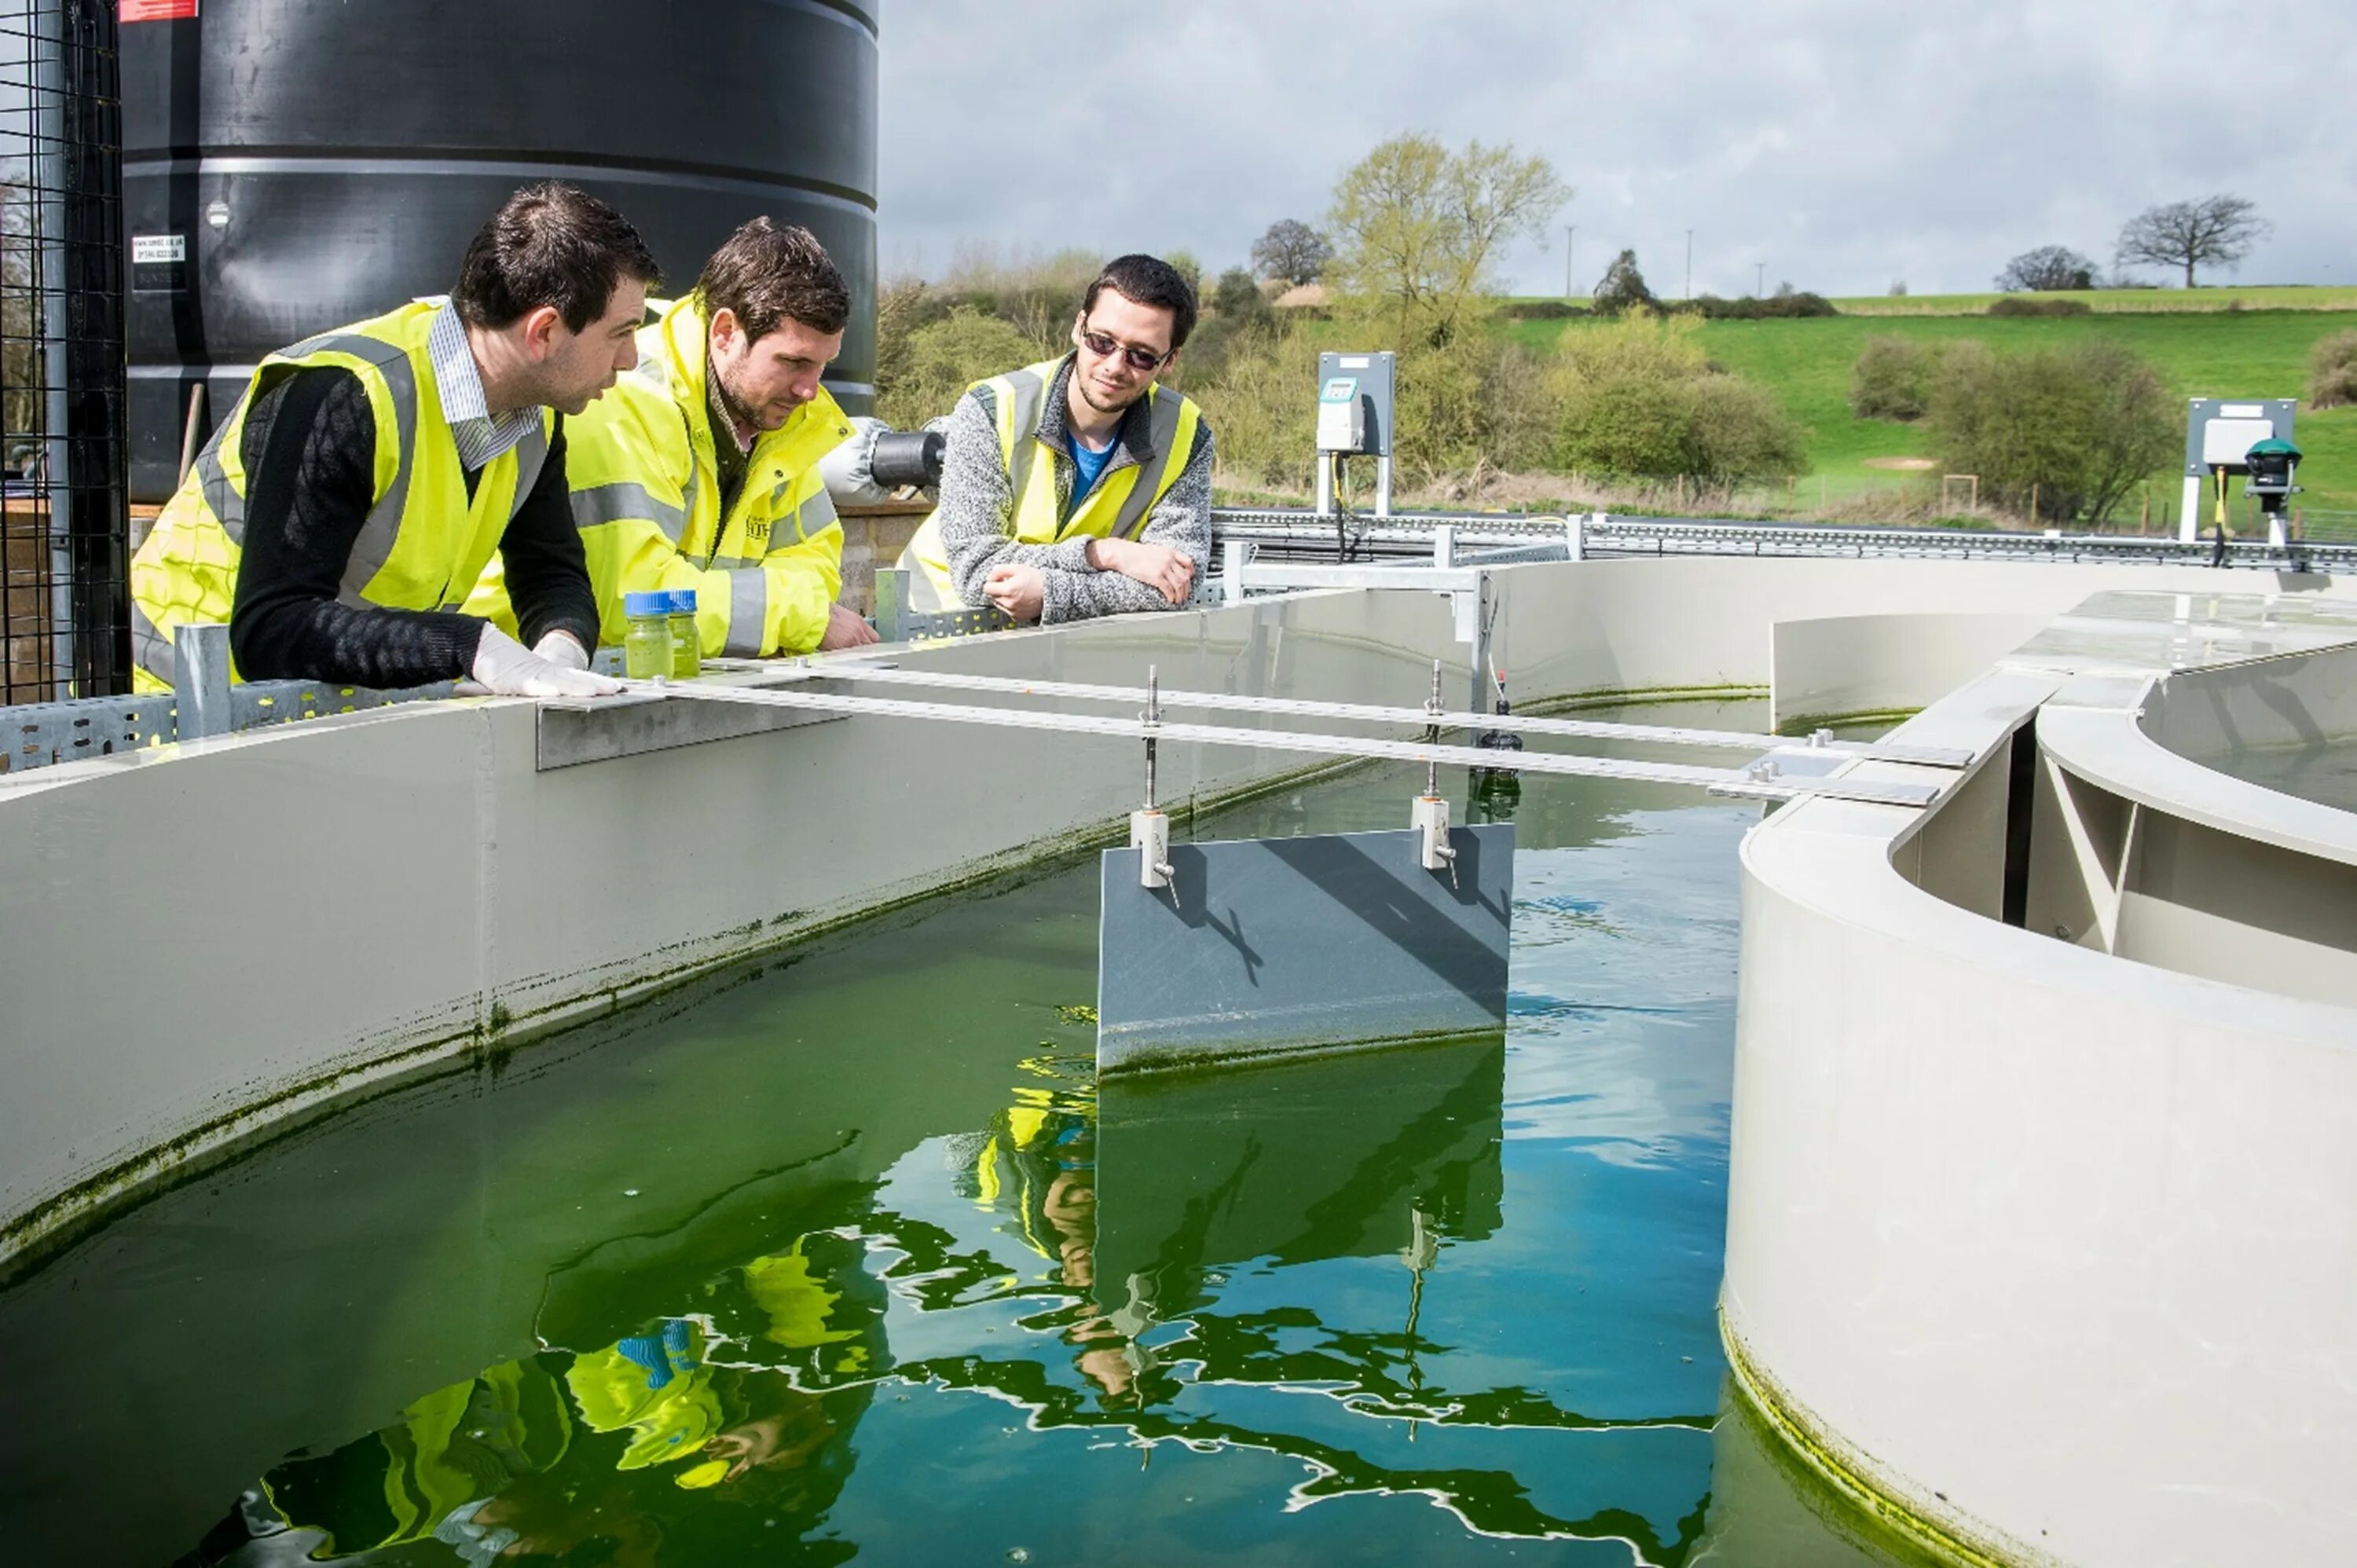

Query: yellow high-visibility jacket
[897,356,1202,610]
[467,295,852,658]
[128,300,553,691]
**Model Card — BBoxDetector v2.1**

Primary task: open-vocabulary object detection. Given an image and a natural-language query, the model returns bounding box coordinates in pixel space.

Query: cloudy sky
[877,0,2352,297]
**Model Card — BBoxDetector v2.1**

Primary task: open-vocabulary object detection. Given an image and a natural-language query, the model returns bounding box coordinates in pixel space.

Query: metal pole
[603,676,1952,808]
[1754,261,1765,297]
[177,382,207,483]
[1424,659,1443,798]
[36,4,72,698]
[1564,225,1574,298]
[1684,229,1694,301]
[174,621,233,738]
[1220,538,1250,605]
[1142,665,1159,810]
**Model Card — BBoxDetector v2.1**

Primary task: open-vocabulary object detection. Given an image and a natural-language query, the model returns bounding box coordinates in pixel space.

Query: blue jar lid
[665,588,698,614]
[623,590,670,617]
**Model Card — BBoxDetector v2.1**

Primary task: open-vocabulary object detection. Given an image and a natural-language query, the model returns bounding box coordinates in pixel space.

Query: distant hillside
[1496,303,2357,524]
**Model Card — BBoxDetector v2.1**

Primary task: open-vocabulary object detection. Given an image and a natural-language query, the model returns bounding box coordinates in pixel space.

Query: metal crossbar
[1208,508,2357,573]
[601,677,1945,808]
[805,662,1974,768]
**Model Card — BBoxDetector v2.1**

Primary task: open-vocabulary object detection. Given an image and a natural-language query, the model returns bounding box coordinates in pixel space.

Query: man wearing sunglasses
[896,254,1211,623]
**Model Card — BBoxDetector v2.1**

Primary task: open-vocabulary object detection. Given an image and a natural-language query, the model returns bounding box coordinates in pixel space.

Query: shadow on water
[0,700,1920,1566]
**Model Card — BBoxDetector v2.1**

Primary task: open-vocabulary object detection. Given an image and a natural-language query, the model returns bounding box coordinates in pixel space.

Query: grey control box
[1315,350,1395,457]
[2185,397,2295,477]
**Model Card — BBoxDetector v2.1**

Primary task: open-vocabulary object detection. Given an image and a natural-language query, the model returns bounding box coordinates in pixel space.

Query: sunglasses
[1079,328,1170,373]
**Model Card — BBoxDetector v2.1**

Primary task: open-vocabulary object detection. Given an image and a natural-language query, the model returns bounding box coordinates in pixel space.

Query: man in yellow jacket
[469,218,877,657]
[129,182,658,697]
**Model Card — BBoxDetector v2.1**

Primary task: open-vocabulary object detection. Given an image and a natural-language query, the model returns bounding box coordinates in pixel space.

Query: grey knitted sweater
[932,353,1215,623]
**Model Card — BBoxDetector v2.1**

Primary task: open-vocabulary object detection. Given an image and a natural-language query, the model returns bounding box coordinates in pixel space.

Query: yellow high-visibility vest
[127,299,552,691]
[897,356,1202,611]
[466,295,852,658]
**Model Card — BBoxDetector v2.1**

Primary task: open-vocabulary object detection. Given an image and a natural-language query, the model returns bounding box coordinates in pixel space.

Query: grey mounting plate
[536,682,841,770]
[2184,397,2295,477]
[1096,822,1514,1075]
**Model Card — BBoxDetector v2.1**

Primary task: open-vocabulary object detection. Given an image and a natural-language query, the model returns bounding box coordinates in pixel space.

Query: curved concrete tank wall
[121,0,880,500]
[1725,590,2357,1566]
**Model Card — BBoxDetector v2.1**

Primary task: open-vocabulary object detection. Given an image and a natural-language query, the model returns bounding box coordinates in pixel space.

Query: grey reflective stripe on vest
[996,367,1050,500]
[724,566,766,657]
[791,484,838,543]
[195,434,244,546]
[1109,387,1191,540]
[279,333,422,604]
[131,601,175,685]
[506,419,551,521]
[572,480,688,544]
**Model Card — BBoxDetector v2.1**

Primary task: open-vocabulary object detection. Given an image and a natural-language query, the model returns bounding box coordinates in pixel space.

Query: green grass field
[1497,304,2357,519]
[1830,285,2357,316]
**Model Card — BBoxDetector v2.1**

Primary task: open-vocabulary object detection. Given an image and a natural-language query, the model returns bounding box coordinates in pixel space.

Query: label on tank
[119,0,199,20]
[131,233,188,293]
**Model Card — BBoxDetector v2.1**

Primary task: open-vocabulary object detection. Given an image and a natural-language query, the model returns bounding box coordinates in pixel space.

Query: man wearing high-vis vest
[898,254,1213,624]
[129,182,659,698]
[467,218,878,657]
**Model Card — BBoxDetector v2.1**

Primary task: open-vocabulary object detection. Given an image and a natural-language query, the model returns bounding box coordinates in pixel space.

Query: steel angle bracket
[1096,822,1515,1075]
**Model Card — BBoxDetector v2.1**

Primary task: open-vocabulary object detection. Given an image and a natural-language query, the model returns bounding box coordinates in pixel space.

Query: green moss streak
[1774,707,1921,737]
[1720,1313,2055,1568]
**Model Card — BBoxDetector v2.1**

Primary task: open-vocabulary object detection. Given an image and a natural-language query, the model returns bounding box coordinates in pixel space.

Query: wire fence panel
[0,0,126,704]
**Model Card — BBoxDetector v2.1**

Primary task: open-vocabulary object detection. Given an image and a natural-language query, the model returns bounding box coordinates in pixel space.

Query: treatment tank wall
[120,0,879,500]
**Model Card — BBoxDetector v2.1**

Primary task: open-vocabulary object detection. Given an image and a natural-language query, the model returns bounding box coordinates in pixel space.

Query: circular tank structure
[119,0,880,501]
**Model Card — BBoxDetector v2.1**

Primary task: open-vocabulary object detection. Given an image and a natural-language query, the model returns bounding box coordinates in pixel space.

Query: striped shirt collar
[424,297,541,471]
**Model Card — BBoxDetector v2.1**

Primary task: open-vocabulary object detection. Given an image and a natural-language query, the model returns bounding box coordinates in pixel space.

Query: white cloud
[878,0,2354,295]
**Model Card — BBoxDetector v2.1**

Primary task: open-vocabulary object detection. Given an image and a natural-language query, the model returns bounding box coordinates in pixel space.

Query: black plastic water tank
[121,1,879,501]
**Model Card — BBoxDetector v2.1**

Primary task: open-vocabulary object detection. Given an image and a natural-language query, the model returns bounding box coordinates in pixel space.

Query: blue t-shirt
[1070,434,1115,500]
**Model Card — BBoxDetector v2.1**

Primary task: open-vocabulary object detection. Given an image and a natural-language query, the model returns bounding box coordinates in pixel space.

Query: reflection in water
[0,706,1915,1566]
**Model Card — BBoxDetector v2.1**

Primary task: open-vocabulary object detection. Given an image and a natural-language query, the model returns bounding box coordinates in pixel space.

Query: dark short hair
[696,217,852,341]
[1082,255,1198,350]
[450,182,662,333]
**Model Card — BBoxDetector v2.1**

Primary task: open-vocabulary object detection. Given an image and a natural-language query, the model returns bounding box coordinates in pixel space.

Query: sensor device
[1317,376,1365,453]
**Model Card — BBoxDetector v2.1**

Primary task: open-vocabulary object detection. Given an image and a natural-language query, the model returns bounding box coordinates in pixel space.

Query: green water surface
[0,702,1913,1566]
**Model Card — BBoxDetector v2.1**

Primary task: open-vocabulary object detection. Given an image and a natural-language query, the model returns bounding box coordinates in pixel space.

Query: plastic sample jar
[665,588,701,679]
[622,591,673,680]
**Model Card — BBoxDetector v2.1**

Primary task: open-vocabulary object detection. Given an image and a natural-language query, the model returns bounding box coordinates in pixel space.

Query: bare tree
[2115,196,2270,288]
[1248,219,1332,288]
[1996,245,2098,292]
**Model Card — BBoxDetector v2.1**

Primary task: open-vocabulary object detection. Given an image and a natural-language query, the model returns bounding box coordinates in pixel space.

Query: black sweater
[227,367,599,687]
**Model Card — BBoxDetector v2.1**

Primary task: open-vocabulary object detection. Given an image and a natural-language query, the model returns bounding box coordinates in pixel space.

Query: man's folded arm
[1039,423,1215,625]
[936,387,1093,606]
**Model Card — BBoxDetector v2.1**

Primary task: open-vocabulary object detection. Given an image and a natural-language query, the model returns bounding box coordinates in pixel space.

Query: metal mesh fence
[0,0,125,704]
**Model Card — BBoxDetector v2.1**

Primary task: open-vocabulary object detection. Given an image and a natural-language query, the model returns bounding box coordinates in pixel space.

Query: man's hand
[533,629,592,670]
[1085,537,1195,606]
[818,602,880,650]
[463,624,625,698]
[983,562,1047,621]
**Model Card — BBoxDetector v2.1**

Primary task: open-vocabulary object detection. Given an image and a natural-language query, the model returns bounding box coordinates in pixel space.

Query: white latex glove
[533,628,592,670]
[461,624,625,698]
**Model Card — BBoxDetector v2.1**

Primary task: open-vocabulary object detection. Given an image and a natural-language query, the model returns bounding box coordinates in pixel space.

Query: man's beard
[1073,372,1142,419]
[710,354,768,433]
